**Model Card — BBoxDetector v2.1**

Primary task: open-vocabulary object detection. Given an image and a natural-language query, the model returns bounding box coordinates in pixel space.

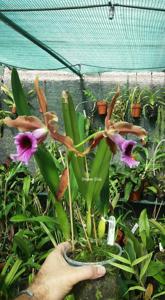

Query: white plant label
[159,242,164,252]
[131,223,139,234]
[107,216,116,246]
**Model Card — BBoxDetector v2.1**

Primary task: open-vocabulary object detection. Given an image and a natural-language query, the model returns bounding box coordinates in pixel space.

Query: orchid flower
[10,128,48,165]
[110,134,139,168]
[87,88,147,168]
[3,81,84,165]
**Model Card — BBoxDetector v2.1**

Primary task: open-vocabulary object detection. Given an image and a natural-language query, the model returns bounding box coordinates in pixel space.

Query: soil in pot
[65,242,122,300]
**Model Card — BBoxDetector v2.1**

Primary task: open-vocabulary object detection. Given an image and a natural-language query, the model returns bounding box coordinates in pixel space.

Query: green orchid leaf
[4,258,22,286]
[152,291,165,299]
[124,182,133,201]
[140,252,153,280]
[35,145,59,194]
[146,260,165,277]
[55,201,70,240]
[108,253,131,265]
[139,209,150,247]
[11,68,30,115]
[150,219,165,236]
[13,235,33,259]
[152,272,165,285]
[132,252,153,266]
[40,222,57,247]
[61,91,86,196]
[107,261,135,274]
[124,286,146,296]
[10,214,58,225]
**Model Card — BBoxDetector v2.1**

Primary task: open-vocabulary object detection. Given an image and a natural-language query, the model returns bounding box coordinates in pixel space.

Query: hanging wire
[98,72,103,99]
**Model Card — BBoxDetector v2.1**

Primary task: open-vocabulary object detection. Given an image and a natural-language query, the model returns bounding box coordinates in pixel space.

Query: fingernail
[96,265,106,277]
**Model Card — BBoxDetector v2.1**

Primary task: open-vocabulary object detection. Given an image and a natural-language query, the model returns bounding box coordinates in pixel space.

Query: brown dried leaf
[34,77,48,114]
[106,86,120,123]
[4,116,44,131]
[56,168,69,201]
[144,283,153,300]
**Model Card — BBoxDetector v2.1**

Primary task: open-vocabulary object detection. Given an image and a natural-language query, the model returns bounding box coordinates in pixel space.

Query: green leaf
[153,272,165,285]
[55,201,70,240]
[152,291,165,299]
[139,209,150,247]
[13,235,33,259]
[147,186,157,194]
[11,68,30,115]
[4,258,22,286]
[150,219,165,236]
[86,139,111,209]
[124,182,133,201]
[40,222,57,247]
[35,145,59,195]
[61,91,86,196]
[108,253,131,265]
[124,286,146,296]
[10,214,58,225]
[23,175,31,198]
[107,261,135,274]
[132,252,153,266]
[125,238,137,263]
[140,252,153,280]
[147,260,165,277]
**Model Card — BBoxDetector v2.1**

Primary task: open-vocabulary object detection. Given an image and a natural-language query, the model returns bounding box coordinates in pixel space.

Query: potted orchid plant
[2,69,147,300]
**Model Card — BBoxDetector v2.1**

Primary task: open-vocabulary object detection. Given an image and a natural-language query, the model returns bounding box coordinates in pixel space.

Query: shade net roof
[0,0,165,75]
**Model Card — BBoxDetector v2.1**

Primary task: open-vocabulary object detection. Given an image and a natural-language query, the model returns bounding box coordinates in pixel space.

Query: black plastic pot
[64,243,122,300]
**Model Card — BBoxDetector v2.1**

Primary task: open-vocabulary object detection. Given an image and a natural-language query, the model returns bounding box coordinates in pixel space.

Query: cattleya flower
[110,134,139,168]
[10,128,48,165]
[3,82,84,165]
[88,88,147,168]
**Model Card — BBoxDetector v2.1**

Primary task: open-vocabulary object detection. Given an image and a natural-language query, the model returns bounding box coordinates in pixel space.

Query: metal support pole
[0,12,82,78]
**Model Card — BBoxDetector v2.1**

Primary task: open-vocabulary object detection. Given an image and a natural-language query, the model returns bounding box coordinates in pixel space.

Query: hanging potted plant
[96,100,107,115]
[143,88,164,123]
[83,88,107,115]
[129,86,146,118]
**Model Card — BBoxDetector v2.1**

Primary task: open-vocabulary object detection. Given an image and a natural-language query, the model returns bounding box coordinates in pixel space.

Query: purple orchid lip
[11,132,38,165]
[110,134,139,168]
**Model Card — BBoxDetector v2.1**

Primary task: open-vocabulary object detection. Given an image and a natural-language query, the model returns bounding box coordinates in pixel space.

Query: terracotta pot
[131,103,141,118]
[96,100,107,115]
[129,190,141,202]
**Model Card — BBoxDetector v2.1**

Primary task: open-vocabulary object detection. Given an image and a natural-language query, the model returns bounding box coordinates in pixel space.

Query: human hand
[21,242,106,300]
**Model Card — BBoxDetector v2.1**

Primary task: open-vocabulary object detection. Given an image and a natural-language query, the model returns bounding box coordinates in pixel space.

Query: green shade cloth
[0,0,165,74]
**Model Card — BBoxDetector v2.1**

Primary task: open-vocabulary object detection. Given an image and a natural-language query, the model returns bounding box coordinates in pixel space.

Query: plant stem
[76,204,92,253]
[66,157,74,251]
[92,214,98,246]
[75,131,104,148]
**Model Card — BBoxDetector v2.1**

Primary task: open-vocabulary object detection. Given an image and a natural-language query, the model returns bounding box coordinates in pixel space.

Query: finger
[56,242,71,255]
[70,265,106,284]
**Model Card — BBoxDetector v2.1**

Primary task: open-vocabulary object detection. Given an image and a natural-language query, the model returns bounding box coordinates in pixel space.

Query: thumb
[70,265,106,284]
